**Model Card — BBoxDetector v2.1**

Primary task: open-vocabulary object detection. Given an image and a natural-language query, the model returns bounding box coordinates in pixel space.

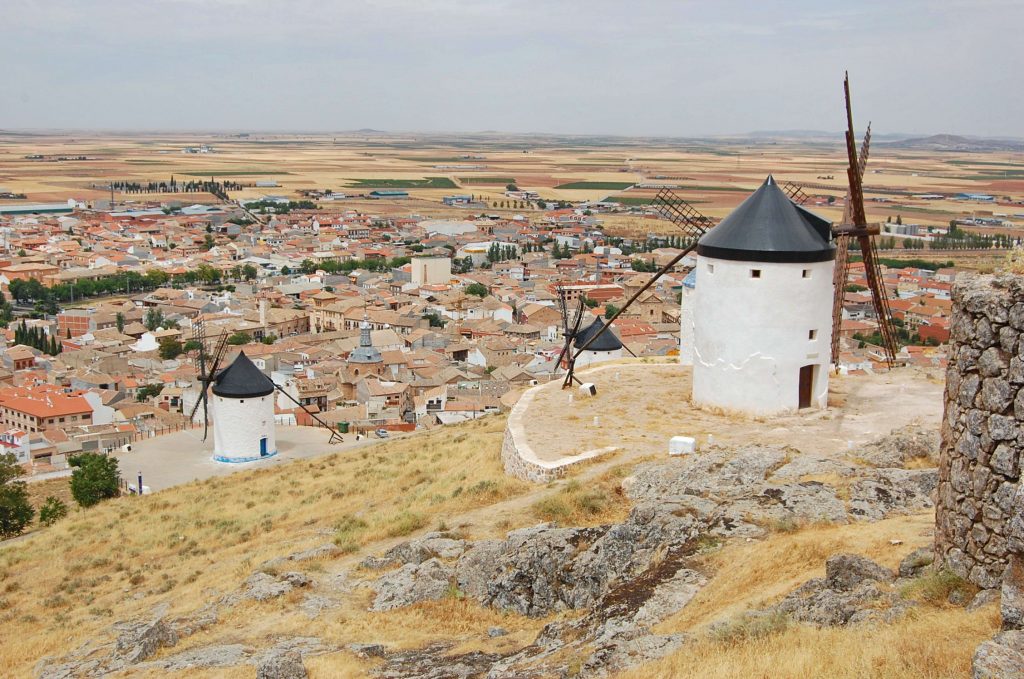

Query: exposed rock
[972,631,1024,679]
[899,547,935,578]
[1002,556,1024,630]
[371,558,453,611]
[145,643,253,671]
[374,644,503,679]
[348,643,388,658]
[825,554,894,591]
[487,627,507,638]
[256,649,307,679]
[967,589,1002,612]
[385,532,468,564]
[279,571,311,588]
[299,594,335,620]
[259,543,338,571]
[240,572,299,602]
[112,617,179,665]
[852,427,940,468]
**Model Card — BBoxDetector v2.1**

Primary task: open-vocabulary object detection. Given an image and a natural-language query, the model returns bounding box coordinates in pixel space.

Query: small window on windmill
[707,263,714,274]
[751,269,762,279]
[809,329,818,340]
[802,269,811,278]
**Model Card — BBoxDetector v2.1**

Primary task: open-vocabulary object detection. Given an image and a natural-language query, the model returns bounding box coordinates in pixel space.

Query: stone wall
[501,375,618,483]
[936,274,1024,590]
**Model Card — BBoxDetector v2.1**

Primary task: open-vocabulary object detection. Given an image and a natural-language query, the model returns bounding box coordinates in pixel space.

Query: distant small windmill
[560,189,713,388]
[783,73,897,366]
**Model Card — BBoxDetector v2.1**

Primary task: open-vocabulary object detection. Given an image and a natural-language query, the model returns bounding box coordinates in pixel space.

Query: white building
[211,351,277,463]
[690,176,835,415]
[410,256,452,286]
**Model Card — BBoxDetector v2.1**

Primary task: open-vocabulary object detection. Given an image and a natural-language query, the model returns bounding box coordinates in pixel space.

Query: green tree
[69,453,120,508]
[506,183,519,191]
[158,337,183,360]
[115,312,125,333]
[583,296,598,309]
[465,282,489,298]
[226,331,252,345]
[38,496,68,527]
[262,334,277,345]
[241,264,259,281]
[0,453,34,538]
[604,304,619,319]
[203,233,215,251]
[280,265,291,275]
[183,339,202,352]
[136,384,165,402]
[144,308,165,331]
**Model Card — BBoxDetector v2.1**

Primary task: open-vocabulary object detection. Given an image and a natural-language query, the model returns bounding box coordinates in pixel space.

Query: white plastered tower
[211,351,277,463]
[691,176,835,416]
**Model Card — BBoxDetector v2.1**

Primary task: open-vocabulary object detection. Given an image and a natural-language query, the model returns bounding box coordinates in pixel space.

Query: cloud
[2,0,1022,136]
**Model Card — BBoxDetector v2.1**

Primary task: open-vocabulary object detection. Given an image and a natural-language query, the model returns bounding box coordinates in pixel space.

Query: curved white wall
[692,255,834,415]
[212,393,277,463]
[679,285,696,365]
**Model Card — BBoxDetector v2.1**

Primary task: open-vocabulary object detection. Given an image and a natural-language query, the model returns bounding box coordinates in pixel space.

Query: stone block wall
[936,274,1024,589]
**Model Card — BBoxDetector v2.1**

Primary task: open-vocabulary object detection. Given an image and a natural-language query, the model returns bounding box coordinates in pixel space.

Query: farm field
[1,131,1022,240]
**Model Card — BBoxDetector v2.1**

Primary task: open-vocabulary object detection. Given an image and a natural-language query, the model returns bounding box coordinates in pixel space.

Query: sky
[3,0,1022,138]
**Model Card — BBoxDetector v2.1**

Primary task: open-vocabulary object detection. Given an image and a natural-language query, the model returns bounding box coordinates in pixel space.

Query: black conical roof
[211,350,275,398]
[697,176,835,263]
[573,317,623,352]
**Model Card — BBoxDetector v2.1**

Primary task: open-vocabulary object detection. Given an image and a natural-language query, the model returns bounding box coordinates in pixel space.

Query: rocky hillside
[1,417,1000,679]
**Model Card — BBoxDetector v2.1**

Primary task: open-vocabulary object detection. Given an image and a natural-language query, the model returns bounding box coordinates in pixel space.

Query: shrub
[901,568,977,605]
[333,514,368,553]
[69,453,121,508]
[710,610,790,644]
[386,511,426,538]
[39,496,68,526]
[0,453,34,538]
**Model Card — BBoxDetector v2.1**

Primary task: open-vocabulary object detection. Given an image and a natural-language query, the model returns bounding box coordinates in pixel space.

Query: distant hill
[880,134,1024,152]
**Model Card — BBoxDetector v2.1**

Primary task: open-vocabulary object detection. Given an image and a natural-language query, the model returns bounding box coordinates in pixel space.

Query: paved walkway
[112,426,390,492]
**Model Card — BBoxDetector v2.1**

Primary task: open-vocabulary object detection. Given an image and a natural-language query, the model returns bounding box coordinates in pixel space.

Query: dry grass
[619,512,998,679]
[658,513,935,631]
[530,463,634,526]
[625,607,998,679]
[0,415,530,678]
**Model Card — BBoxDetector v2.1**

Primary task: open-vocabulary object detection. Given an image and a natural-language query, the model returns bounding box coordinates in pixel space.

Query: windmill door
[798,365,814,409]
[260,437,269,457]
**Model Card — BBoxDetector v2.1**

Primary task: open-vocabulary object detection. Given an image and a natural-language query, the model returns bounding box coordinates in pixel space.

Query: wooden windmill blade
[839,73,898,365]
[782,181,810,205]
[562,189,712,388]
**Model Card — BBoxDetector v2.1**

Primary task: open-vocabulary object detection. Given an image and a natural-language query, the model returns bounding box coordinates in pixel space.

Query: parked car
[375,428,389,439]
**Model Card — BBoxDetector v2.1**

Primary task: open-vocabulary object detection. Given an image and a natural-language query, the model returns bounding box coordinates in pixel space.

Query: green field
[603,195,706,206]
[345,177,458,189]
[458,177,515,185]
[179,170,286,177]
[555,181,635,190]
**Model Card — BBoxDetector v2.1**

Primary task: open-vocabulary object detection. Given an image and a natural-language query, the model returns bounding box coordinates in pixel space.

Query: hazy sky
[4,0,1022,137]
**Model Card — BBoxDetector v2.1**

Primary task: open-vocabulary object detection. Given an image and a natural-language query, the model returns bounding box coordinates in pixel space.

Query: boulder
[113,617,179,665]
[852,427,940,468]
[973,631,1024,679]
[256,649,307,679]
[371,558,453,611]
[899,547,935,578]
[825,554,895,591]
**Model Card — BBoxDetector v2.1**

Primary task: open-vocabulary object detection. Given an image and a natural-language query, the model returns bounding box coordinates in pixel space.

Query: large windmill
[187,317,346,445]
[560,189,713,388]
[785,73,897,366]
